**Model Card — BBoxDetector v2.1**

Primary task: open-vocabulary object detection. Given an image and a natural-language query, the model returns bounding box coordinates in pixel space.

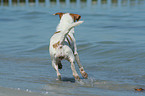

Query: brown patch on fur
[70,13,81,22]
[66,37,71,46]
[66,35,73,46]
[68,34,73,42]
[53,41,60,49]
[54,31,61,34]
[81,68,84,71]
[53,12,64,19]
[53,12,81,22]
[59,46,62,49]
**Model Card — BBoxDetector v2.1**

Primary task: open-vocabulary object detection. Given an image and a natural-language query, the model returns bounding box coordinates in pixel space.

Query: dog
[49,13,88,81]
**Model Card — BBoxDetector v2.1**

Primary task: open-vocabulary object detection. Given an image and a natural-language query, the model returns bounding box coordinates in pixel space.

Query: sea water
[0,0,145,96]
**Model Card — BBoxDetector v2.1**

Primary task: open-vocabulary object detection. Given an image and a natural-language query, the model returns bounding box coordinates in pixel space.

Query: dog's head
[53,12,81,22]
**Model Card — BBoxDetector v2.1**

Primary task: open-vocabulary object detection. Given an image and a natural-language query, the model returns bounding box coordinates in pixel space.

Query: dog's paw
[56,75,61,80]
[81,72,88,79]
[73,75,80,81]
[80,68,88,79]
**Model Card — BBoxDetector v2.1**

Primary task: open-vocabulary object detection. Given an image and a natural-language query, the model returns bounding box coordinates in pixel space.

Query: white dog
[49,13,88,80]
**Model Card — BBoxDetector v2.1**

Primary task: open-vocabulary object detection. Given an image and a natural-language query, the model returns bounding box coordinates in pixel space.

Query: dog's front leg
[74,44,88,79]
[52,60,61,80]
[74,54,88,79]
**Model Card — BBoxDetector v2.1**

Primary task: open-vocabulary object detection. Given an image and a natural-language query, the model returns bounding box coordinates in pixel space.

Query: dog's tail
[59,21,84,44]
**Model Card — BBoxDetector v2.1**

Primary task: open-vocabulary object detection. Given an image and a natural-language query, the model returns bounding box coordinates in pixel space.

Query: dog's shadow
[60,77,84,83]
[61,77,75,83]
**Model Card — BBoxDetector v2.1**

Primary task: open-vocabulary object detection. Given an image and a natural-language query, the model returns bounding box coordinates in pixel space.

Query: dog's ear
[70,13,81,22]
[53,12,64,19]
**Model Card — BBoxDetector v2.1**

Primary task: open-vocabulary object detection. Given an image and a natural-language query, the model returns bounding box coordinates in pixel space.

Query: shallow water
[0,0,145,96]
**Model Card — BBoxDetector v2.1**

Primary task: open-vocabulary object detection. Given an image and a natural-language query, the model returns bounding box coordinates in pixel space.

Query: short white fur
[49,13,88,81]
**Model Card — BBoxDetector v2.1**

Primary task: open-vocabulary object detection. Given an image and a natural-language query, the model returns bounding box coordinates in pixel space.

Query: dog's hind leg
[58,60,62,69]
[69,57,80,81]
[52,60,61,80]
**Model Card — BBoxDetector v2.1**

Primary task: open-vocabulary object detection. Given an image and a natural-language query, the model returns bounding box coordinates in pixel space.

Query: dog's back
[49,20,83,59]
[57,13,76,50]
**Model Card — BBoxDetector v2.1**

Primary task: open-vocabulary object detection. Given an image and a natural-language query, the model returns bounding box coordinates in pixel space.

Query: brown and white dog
[49,13,88,81]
